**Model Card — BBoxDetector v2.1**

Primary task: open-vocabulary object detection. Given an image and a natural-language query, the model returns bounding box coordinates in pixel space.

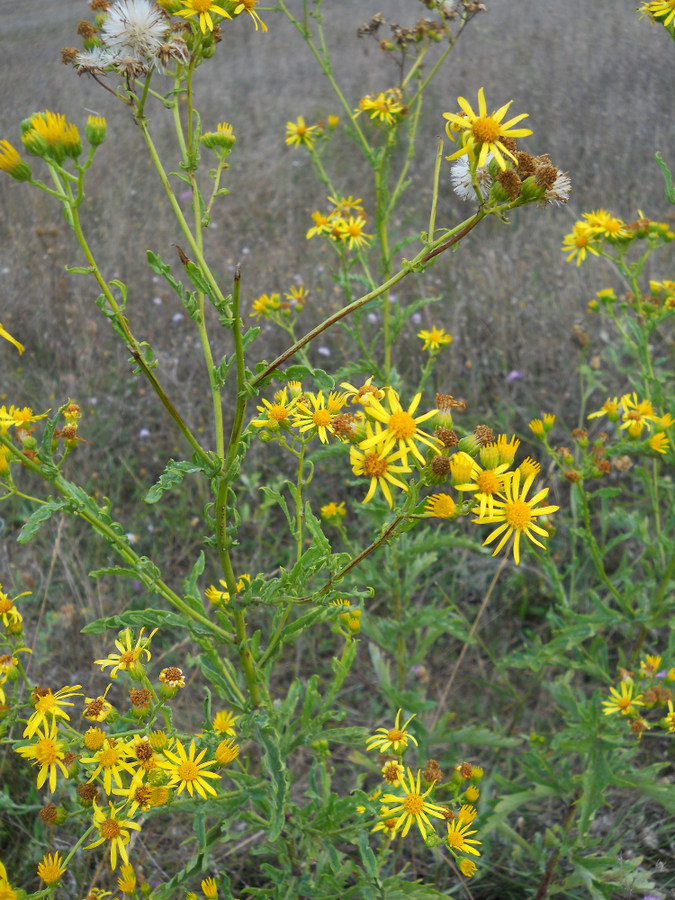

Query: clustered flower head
[66,0,267,84]
[304,194,372,252]
[10,625,242,874]
[364,708,485,875]
[355,88,407,127]
[562,208,673,267]
[601,652,675,740]
[442,88,570,209]
[249,379,559,563]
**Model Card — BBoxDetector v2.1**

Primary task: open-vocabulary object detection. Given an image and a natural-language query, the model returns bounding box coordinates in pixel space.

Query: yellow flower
[447,818,482,856]
[583,209,629,239]
[328,194,365,217]
[464,784,480,803]
[0,321,24,353]
[174,0,231,33]
[81,737,138,796]
[94,627,157,679]
[37,851,66,885]
[336,215,372,250]
[380,767,447,839]
[340,376,385,406]
[443,87,531,169]
[215,737,240,765]
[641,0,675,24]
[251,388,296,430]
[602,680,645,716]
[455,462,513,518]
[424,493,457,519]
[160,739,220,799]
[285,116,318,148]
[231,0,267,31]
[360,389,440,466]
[664,700,675,733]
[117,863,137,894]
[518,457,541,479]
[459,857,477,878]
[23,111,81,161]
[201,876,218,897]
[24,684,83,738]
[350,425,411,508]
[356,89,404,126]
[472,469,559,565]
[84,726,107,751]
[83,683,114,722]
[640,655,662,676]
[249,292,280,319]
[306,210,332,239]
[619,392,658,438]
[588,397,620,421]
[0,587,24,627]
[366,708,418,754]
[417,326,453,351]
[381,760,405,786]
[561,222,601,266]
[15,720,70,792]
[457,804,478,825]
[292,391,342,443]
[86,801,141,871]
[320,501,347,520]
[0,141,31,181]
[212,709,239,736]
[649,433,669,454]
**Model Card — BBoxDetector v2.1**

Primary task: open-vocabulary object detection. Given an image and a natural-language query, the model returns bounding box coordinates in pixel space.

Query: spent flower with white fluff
[450,154,493,203]
[102,0,169,58]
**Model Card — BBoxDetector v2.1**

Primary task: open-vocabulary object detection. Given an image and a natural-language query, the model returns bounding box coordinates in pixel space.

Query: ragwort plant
[455,8,675,899]
[0,0,602,896]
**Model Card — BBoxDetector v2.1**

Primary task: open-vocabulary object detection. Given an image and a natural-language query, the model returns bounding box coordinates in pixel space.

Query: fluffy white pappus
[102,0,169,58]
[450,155,493,203]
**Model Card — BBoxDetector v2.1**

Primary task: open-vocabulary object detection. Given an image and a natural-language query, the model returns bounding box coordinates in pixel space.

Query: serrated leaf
[254,721,289,842]
[17,500,68,544]
[145,459,204,504]
[81,608,180,634]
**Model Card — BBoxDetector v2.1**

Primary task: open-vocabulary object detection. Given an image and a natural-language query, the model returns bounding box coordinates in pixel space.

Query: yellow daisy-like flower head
[249,291,280,320]
[15,720,70,792]
[350,424,411,508]
[366,708,418,754]
[24,684,83,738]
[424,493,457,519]
[456,462,513,519]
[561,222,601,266]
[459,857,477,878]
[174,0,231,34]
[447,817,482,856]
[285,116,318,148]
[619,392,658,438]
[37,851,66,885]
[583,209,629,240]
[340,376,385,407]
[81,737,138,796]
[641,0,675,25]
[443,87,532,170]
[212,709,239,736]
[472,469,559,565]
[380,767,447,839]
[201,876,218,898]
[232,0,267,31]
[601,679,645,717]
[361,389,441,466]
[320,501,347,521]
[85,801,141,871]
[117,863,137,894]
[664,699,675,733]
[215,737,240,765]
[94,627,157,679]
[291,391,337,444]
[0,141,31,182]
[336,215,372,250]
[381,760,405,786]
[159,739,220,799]
[417,326,453,352]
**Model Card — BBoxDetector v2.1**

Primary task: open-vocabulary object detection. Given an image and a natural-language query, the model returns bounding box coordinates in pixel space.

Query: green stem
[251,211,485,388]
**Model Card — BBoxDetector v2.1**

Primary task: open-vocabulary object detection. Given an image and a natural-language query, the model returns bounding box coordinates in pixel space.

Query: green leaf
[655,151,675,204]
[81,608,181,634]
[145,459,205,504]
[254,719,289,842]
[17,500,68,544]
